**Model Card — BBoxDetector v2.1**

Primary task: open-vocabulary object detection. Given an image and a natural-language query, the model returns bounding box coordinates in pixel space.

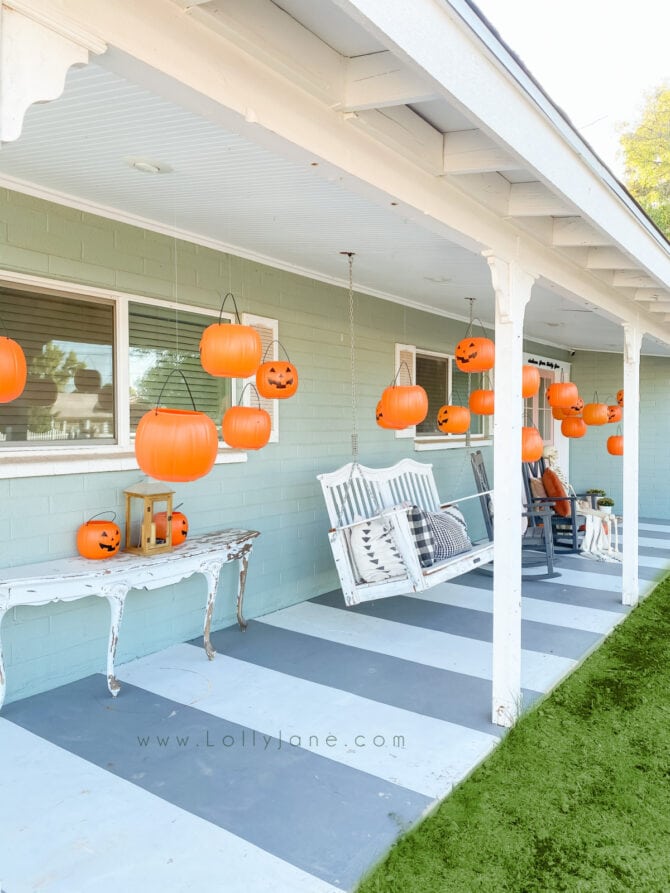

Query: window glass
[524,369,554,444]
[128,303,230,433]
[415,351,485,438]
[0,289,114,446]
[416,354,447,434]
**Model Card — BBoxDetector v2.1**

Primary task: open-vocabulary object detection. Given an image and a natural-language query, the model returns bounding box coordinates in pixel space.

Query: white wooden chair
[318,458,494,606]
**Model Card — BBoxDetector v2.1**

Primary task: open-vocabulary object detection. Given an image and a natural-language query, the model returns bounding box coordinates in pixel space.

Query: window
[395,343,491,447]
[0,276,279,474]
[129,302,230,432]
[523,367,554,444]
[0,287,115,446]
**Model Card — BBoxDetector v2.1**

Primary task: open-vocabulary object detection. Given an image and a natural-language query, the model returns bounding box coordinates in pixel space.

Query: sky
[473,0,670,178]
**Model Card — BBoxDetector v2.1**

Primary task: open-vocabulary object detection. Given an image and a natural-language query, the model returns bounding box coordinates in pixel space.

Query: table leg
[236,550,252,631]
[201,560,224,661]
[102,585,128,697]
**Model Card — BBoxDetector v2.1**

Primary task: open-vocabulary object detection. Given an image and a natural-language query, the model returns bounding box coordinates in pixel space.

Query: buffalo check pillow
[408,505,435,567]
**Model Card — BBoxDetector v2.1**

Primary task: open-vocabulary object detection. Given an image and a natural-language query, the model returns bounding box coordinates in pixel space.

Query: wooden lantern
[124,482,175,556]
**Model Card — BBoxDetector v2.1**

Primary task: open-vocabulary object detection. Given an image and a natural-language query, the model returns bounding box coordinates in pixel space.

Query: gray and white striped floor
[2,519,668,893]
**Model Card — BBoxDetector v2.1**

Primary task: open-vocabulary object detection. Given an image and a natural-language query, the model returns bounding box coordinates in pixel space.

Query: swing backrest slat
[319,458,442,528]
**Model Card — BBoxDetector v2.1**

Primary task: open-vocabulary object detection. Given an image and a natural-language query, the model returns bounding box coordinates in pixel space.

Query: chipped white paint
[0,529,259,710]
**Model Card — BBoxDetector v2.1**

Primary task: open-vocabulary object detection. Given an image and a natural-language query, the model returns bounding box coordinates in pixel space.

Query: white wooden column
[485,253,537,727]
[622,322,642,607]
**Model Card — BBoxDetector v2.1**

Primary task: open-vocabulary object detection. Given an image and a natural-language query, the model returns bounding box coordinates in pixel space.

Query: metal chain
[342,251,358,461]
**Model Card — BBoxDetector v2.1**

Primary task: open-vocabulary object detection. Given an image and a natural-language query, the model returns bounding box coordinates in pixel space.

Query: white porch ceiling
[1,0,669,357]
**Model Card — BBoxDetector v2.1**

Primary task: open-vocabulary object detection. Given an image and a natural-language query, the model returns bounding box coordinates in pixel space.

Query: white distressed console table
[0,528,259,710]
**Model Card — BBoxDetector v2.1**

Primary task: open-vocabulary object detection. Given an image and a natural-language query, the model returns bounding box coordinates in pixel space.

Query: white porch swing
[318,254,494,606]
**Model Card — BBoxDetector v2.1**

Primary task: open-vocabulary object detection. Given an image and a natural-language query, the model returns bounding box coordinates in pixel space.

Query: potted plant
[597,496,614,514]
[585,488,606,509]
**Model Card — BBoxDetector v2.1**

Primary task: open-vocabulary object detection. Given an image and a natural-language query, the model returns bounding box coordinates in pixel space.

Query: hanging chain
[342,251,358,461]
[465,297,475,450]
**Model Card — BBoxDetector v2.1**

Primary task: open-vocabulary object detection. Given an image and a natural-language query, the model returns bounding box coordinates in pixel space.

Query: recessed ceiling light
[124,157,173,174]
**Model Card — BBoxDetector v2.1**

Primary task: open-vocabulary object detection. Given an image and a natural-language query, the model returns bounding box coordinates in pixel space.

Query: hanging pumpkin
[256,361,298,399]
[546,381,579,408]
[256,340,299,399]
[551,405,568,421]
[607,405,623,423]
[76,515,121,560]
[199,292,262,378]
[376,400,400,430]
[583,402,609,426]
[0,336,27,403]
[436,404,470,434]
[564,396,584,417]
[607,434,624,456]
[561,416,587,439]
[379,384,428,428]
[455,337,495,373]
[154,509,189,545]
[522,426,543,462]
[136,408,219,481]
[222,405,272,449]
[522,365,540,398]
[617,389,624,407]
[469,389,494,415]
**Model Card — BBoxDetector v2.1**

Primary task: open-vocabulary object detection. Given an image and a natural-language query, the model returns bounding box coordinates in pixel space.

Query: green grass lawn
[358,576,670,893]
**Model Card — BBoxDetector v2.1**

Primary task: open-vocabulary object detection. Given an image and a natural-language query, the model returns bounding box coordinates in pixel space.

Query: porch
[2,520,668,893]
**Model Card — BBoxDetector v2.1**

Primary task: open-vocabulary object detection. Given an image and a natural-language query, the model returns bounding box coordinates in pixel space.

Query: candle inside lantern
[150,522,156,544]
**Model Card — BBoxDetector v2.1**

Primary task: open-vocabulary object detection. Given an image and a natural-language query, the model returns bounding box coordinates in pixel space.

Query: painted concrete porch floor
[1,520,669,893]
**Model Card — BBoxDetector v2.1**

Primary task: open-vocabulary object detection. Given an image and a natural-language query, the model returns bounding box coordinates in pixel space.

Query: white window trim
[396,342,493,451]
[0,269,250,478]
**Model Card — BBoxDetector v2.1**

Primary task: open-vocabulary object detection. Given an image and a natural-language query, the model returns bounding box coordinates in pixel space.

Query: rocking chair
[471,450,560,579]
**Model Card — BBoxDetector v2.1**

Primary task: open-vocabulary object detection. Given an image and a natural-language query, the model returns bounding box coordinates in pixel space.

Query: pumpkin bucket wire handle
[390,360,415,387]
[462,315,491,341]
[86,510,117,523]
[155,368,199,412]
[261,339,293,364]
[217,292,243,325]
[237,381,264,409]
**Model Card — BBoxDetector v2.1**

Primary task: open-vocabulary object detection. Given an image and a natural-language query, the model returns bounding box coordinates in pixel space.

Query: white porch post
[485,253,537,727]
[622,322,643,607]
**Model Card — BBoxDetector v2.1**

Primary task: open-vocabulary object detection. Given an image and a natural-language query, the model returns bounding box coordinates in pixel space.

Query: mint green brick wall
[1,187,504,704]
[570,350,670,518]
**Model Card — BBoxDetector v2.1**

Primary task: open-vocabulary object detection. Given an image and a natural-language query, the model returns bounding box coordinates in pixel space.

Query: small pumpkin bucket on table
[77,511,122,560]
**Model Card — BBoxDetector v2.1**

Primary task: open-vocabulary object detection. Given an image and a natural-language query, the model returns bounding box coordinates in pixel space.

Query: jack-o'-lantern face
[256,361,299,399]
[98,529,121,553]
[617,389,624,407]
[564,396,584,417]
[154,510,189,546]
[607,405,622,423]
[376,400,395,429]
[454,337,495,373]
[436,404,470,434]
[76,519,121,560]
